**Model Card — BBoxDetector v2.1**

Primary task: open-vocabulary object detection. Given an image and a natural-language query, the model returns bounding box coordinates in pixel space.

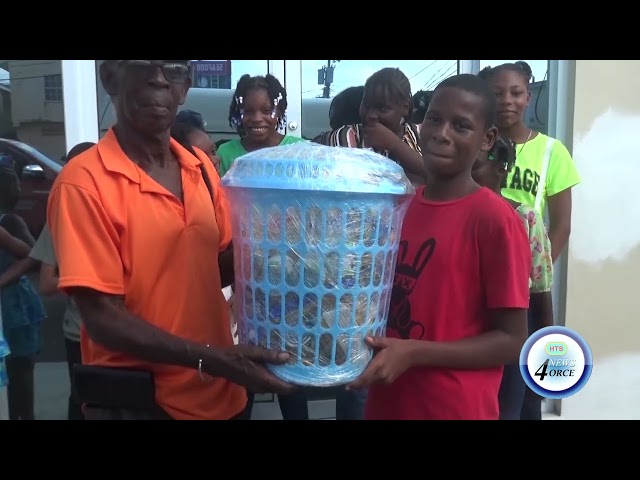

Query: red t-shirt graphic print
[387,238,436,341]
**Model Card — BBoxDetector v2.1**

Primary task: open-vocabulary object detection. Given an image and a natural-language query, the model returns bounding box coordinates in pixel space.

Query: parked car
[0,138,62,237]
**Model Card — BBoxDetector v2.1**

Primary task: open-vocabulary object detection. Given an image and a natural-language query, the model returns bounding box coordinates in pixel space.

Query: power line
[423,62,457,91]
[409,60,438,80]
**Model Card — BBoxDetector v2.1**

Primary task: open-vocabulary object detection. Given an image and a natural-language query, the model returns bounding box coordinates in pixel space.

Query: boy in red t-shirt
[348,74,532,420]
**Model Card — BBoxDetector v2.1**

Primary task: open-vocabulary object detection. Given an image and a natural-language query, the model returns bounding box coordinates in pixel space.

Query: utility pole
[318,60,340,98]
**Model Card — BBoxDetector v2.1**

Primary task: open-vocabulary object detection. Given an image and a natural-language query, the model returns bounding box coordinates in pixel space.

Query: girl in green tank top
[217,74,307,177]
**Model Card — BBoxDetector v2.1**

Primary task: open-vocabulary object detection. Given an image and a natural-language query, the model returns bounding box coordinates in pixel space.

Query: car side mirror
[22,164,45,180]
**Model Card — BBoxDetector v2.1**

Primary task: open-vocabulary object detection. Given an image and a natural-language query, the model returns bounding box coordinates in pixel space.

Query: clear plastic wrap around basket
[221,142,416,387]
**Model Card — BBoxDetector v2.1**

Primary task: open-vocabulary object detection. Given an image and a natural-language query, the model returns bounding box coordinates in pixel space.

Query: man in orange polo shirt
[47,60,295,420]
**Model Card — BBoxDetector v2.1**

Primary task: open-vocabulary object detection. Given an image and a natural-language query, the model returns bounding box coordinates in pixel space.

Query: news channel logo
[520,326,593,399]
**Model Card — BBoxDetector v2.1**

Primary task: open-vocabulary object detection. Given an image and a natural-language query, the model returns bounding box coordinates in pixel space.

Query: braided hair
[363,68,413,124]
[228,74,287,136]
[478,61,533,86]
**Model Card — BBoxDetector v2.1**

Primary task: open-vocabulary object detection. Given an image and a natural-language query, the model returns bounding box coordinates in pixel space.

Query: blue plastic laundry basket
[221,142,415,387]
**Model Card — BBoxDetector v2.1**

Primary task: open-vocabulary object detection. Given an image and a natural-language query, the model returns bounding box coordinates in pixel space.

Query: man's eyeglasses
[118,60,190,84]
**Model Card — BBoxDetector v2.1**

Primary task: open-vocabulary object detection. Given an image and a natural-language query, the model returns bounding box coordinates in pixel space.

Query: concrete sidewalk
[35,362,69,420]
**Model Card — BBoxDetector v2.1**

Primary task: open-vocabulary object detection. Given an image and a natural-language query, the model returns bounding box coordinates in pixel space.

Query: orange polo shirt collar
[97,128,203,185]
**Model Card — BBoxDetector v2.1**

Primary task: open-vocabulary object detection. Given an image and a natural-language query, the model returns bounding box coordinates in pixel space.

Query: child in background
[0,226,32,420]
[471,136,553,420]
[479,61,580,263]
[27,142,97,420]
[348,74,531,420]
[313,68,425,185]
[0,160,46,420]
[216,73,309,420]
[217,74,307,177]
[173,110,221,173]
[313,86,365,144]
